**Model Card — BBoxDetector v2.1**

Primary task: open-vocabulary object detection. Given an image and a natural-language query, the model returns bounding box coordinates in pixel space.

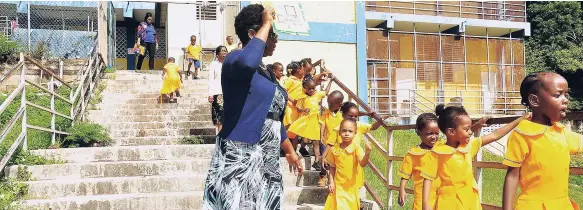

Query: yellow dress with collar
[503,120,583,210]
[282,76,302,126]
[398,140,445,210]
[287,91,327,140]
[420,137,482,210]
[324,142,365,210]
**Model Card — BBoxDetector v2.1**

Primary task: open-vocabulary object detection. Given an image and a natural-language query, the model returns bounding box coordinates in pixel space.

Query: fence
[0,35,106,175]
[0,1,115,63]
[328,76,583,210]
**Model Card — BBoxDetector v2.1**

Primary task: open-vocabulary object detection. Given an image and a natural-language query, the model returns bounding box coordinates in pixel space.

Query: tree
[526,2,583,110]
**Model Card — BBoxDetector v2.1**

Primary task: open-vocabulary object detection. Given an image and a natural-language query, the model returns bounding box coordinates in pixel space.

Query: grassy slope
[365,129,583,209]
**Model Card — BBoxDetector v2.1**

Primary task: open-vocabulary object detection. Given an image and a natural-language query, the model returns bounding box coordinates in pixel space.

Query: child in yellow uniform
[160,57,182,102]
[185,35,202,79]
[324,118,371,210]
[502,72,583,210]
[420,105,529,210]
[318,90,345,186]
[283,61,303,128]
[399,113,488,210]
[326,102,385,147]
[288,75,331,169]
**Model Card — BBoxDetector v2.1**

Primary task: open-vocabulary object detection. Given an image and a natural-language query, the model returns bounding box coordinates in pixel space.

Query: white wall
[262,40,358,102]
[167,3,226,62]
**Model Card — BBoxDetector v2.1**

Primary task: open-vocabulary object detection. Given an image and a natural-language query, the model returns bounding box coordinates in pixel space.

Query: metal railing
[329,76,583,209]
[369,88,524,117]
[365,1,527,22]
[0,35,106,174]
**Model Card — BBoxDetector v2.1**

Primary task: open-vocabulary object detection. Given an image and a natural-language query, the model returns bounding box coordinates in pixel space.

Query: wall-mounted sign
[268,2,310,36]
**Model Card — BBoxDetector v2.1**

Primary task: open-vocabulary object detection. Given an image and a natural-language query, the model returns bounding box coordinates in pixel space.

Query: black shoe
[312,162,322,171]
[186,71,191,77]
[193,76,199,80]
[299,147,310,157]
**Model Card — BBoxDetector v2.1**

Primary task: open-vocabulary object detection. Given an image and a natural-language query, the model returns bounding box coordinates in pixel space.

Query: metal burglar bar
[0,35,106,176]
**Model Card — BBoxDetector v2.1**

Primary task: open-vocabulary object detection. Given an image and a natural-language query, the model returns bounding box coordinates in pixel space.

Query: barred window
[196,1,217,20]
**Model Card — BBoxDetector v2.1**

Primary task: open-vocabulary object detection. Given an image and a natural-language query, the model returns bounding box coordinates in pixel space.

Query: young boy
[185,35,202,79]
[319,90,345,187]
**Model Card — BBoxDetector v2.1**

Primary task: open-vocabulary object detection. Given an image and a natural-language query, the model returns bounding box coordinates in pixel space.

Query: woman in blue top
[202,4,303,210]
[135,12,158,70]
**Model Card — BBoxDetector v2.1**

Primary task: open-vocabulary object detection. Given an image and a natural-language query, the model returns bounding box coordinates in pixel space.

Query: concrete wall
[262,41,357,95]
[166,3,226,65]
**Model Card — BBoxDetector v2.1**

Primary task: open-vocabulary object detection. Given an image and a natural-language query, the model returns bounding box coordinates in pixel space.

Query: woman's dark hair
[234,4,266,45]
[520,72,546,108]
[215,45,226,56]
[340,102,358,115]
[287,61,301,76]
[435,104,468,133]
[144,12,153,23]
[416,113,438,132]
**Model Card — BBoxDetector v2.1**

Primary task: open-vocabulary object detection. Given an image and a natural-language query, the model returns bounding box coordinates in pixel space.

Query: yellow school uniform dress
[503,120,583,210]
[283,76,303,126]
[185,44,202,60]
[160,63,182,94]
[288,91,327,140]
[324,142,365,210]
[398,143,444,210]
[278,75,288,87]
[420,137,483,210]
[320,108,344,144]
[326,122,372,146]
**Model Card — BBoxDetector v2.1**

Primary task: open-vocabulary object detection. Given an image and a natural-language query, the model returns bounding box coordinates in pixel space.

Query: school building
[363,1,530,120]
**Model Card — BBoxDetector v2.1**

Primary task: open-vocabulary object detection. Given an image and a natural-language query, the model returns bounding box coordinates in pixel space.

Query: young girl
[288,75,332,169]
[272,62,286,86]
[421,105,529,210]
[283,61,303,128]
[324,118,372,210]
[502,72,583,210]
[160,57,182,103]
[399,113,488,210]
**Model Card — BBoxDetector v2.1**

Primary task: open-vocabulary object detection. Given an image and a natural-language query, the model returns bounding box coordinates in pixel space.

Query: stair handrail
[0,36,106,177]
[326,76,583,209]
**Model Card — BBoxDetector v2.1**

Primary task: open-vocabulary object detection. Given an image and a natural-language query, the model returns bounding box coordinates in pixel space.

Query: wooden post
[50,75,56,145]
[387,130,394,208]
[20,53,27,150]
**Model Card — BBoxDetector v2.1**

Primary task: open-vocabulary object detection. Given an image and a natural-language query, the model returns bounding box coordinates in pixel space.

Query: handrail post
[50,74,56,145]
[387,129,394,209]
[473,128,483,202]
[20,53,27,151]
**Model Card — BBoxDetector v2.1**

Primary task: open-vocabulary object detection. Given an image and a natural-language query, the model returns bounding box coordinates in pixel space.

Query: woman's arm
[482,112,531,146]
[398,178,409,207]
[422,179,433,210]
[503,167,520,210]
[281,138,303,175]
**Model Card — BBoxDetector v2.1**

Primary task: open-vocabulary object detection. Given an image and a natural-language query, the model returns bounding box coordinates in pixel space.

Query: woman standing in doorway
[136,12,158,70]
[208,45,228,132]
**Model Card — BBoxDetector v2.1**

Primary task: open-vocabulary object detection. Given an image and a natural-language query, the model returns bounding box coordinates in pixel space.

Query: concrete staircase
[4,71,330,210]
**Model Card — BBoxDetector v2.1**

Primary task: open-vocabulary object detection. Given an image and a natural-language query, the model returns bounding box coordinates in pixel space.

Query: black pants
[136,41,156,70]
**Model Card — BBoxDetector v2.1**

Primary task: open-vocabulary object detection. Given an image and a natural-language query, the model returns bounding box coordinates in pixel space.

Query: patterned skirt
[202,119,283,210]
[211,94,224,125]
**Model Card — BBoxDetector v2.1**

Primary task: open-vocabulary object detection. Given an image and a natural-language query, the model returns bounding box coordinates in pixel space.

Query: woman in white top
[208,45,228,132]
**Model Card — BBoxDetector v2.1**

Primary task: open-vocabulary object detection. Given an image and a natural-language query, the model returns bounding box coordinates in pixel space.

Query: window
[196,1,217,20]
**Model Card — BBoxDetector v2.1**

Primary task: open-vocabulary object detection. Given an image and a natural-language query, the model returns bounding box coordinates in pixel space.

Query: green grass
[364,129,583,209]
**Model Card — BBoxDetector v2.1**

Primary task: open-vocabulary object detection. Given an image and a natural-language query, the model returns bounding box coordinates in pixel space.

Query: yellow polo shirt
[185,44,202,60]
[503,120,583,210]
[320,108,344,143]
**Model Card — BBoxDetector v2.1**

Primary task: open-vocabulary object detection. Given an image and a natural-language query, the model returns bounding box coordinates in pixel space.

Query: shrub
[0,166,30,209]
[0,34,20,64]
[181,136,203,144]
[63,122,112,147]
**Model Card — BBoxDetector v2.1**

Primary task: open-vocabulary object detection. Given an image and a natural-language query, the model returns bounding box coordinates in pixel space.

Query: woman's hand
[208,96,214,103]
[285,152,303,176]
[262,7,275,26]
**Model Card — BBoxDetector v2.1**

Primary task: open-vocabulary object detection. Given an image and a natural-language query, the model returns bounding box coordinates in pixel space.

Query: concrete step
[5,159,213,181]
[95,103,210,110]
[30,145,217,163]
[25,171,323,199]
[88,114,212,123]
[129,93,209,99]
[88,109,208,117]
[116,136,216,146]
[108,128,214,138]
[106,78,208,85]
[100,98,208,105]
[98,121,213,130]
[21,186,328,210]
